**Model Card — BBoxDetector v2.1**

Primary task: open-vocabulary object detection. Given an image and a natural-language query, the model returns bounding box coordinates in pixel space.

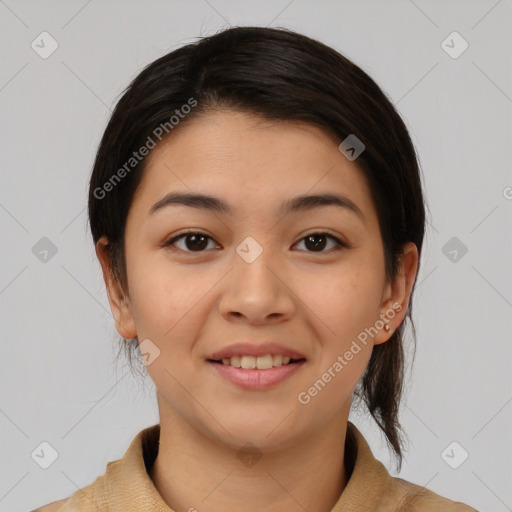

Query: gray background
[1,1,511,511]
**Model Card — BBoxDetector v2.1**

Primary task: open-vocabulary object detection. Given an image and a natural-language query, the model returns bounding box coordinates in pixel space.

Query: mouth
[206,356,307,390]
[205,342,307,389]
[207,355,307,370]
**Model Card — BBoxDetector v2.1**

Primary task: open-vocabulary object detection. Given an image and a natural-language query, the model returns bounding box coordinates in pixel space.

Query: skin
[96,110,419,512]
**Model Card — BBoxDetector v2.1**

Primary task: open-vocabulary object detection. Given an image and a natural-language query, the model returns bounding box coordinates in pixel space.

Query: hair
[88,26,426,471]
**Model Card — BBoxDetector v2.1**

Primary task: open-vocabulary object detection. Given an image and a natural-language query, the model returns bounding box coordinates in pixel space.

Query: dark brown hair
[88,26,426,471]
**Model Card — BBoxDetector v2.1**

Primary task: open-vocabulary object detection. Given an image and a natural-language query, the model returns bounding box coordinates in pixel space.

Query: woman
[33,26,478,511]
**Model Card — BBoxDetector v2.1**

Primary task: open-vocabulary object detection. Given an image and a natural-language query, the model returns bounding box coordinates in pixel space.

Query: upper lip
[207,342,306,361]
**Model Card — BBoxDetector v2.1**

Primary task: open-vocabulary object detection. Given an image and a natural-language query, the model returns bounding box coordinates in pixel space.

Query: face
[97,110,417,452]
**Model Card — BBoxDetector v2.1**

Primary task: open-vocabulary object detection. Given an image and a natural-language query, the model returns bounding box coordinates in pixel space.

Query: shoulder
[29,424,161,512]
[343,422,479,512]
[383,476,480,512]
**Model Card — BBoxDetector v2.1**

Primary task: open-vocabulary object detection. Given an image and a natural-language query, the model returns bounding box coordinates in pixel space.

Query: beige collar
[64,421,392,511]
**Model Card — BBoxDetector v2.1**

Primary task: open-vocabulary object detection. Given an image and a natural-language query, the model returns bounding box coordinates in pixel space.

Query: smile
[207,358,306,390]
[210,354,304,369]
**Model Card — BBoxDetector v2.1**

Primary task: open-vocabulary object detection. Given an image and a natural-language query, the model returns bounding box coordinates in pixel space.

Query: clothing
[32,421,478,511]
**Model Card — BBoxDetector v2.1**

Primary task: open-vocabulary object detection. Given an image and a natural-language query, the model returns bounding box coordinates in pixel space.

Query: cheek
[303,261,383,338]
[124,249,182,336]
[126,253,218,345]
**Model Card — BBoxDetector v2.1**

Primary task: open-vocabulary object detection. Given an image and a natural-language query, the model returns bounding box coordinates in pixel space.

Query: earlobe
[374,242,419,345]
[95,236,137,340]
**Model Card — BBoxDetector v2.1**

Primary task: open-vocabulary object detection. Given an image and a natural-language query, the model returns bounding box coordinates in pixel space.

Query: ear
[95,236,137,340]
[373,242,419,345]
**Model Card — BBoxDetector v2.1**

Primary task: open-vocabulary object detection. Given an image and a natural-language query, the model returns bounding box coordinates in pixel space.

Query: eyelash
[162,230,349,254]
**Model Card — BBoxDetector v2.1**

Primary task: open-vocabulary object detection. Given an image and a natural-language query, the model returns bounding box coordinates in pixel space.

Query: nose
[217,244,296,325]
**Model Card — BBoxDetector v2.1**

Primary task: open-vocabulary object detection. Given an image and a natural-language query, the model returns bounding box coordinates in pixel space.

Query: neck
[149,395,351,512]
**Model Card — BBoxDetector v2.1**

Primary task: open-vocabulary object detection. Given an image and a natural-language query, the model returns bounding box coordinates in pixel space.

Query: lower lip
[207,360,306,390]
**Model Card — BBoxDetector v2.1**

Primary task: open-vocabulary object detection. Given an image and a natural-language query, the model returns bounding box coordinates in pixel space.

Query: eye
[163,230,347,254]
[163,231,219,252]
[294,232,347,253]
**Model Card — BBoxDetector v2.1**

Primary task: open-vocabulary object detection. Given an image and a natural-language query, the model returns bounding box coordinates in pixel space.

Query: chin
[204,409,306,451]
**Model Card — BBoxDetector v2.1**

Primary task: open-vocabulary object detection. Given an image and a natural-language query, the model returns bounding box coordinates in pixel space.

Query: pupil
[186,234,208,251]
[306,235,326,251]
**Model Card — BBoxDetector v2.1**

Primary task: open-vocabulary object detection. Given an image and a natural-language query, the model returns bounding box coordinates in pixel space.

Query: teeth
[241,356,257,369]
[219,354,297,369]
[255,355,273,369]
[230,356,242,368]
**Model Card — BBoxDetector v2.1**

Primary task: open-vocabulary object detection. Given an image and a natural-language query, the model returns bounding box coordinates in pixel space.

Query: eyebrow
[148,191,364,221]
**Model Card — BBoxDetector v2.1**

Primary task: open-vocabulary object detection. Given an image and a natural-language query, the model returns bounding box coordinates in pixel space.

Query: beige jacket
[32,421,479,511]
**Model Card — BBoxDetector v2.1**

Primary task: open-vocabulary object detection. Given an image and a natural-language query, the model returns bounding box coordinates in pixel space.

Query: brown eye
[295,232,346,253]
[304,234,327,251]
[164,232,218,252]
[183,234,209,251]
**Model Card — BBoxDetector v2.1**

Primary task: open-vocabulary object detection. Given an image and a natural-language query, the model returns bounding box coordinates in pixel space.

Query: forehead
[132,110,377,224]
[150,109,342,164]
